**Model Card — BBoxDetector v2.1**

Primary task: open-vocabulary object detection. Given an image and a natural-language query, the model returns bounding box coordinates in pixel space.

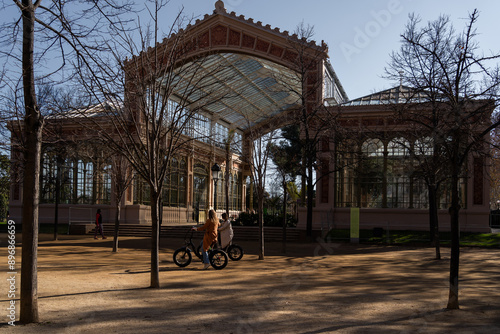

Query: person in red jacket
[193,209,219,269]
[94,209,107,239]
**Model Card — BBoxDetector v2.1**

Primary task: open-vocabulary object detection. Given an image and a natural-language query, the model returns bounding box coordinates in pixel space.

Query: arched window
[387,138,410,157]
[387,138,411,208]
[362,138,384,157]
[332,135,466,210]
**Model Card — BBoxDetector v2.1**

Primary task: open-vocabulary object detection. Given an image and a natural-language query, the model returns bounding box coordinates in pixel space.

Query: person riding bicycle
[218,212,233,249]
[193,209,219,269]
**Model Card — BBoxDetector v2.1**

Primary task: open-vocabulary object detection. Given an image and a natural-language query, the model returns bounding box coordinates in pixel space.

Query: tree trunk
[447,172,460,309]
[282,177,287,254]
[428,185,441,260]
[112,204,121,252]
[258,187,265,260]
[306,163,314,238]
[150,190,161,288]
[20,126,42,324]
[301,155,306,205]
[53,156,61,241]
[20,0,41,324]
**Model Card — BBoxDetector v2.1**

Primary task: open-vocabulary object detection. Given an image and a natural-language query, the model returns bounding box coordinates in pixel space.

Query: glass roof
[166,53,302,131]
[342,86,431,106]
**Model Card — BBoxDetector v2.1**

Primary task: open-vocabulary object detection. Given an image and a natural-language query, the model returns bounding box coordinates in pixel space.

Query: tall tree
[1,0,133,323]
[244,129,278,260]
[71,1,228,287]
[386,10,500,309]
[19,0,44,323]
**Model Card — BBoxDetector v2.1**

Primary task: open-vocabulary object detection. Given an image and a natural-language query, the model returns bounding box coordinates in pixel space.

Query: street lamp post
[211,163,221,211]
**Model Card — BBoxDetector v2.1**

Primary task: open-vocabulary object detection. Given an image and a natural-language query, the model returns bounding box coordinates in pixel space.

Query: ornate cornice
[177,1,327,52]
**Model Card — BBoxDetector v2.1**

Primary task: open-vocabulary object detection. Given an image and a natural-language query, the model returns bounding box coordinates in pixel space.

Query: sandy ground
[1,233,499,333]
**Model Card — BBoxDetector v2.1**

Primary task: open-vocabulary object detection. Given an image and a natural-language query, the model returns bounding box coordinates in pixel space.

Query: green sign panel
[350,207,360,243]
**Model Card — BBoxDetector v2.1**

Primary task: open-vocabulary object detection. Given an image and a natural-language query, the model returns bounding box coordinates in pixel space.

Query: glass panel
[386,138,411,208]
[98,164,112,205]
[60,159,74,204]
[76,160,93,204]
[193,162,208,222]
[134,175,150,205]
[40,152,56,204]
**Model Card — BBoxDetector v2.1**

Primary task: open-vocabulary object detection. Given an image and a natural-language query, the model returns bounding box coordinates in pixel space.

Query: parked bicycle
[173,228,228,270]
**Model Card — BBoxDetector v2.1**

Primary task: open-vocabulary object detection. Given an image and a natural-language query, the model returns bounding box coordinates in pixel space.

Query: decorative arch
[125,1,329,134]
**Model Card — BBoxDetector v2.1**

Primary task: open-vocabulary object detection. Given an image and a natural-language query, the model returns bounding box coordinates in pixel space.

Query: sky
[159,0,500,100]
[1,0,498,100]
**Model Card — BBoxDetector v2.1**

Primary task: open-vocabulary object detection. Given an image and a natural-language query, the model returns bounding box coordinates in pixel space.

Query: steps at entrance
[89,224,302,241]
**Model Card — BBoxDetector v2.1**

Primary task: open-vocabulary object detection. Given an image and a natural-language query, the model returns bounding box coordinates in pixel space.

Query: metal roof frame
[167,52,302,131]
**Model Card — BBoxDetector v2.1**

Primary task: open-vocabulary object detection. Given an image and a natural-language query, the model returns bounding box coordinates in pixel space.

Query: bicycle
[173,228,228,270]
[174,228,202,261]
[197,239,243,261]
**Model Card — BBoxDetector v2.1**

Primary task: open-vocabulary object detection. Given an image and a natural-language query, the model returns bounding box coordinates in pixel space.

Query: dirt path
[1,234,499,333]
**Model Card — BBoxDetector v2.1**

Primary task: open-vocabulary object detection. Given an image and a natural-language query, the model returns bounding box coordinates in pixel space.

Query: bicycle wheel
[227,244,244,261]
[209,250,228,270]
[173,248,192,267]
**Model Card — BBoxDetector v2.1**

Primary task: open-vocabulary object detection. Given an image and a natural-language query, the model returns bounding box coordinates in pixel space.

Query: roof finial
[215,1,226,13]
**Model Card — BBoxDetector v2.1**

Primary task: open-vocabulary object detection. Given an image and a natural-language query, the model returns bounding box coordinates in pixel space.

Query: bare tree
[70,1,230,287]
[244,129,278,260]
[386,10,500,309]
[18,1,43,323]
[1,0,133,323]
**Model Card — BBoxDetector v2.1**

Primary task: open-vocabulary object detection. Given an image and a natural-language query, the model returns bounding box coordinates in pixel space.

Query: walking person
[218,212,233,248]
[193,209,219,269]
[94,209,107,239]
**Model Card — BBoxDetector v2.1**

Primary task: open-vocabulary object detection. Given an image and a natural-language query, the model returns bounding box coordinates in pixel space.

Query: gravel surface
[1,234,499,333]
